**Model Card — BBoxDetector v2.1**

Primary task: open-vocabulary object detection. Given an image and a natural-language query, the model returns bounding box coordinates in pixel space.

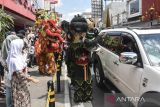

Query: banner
[50,0,58,4]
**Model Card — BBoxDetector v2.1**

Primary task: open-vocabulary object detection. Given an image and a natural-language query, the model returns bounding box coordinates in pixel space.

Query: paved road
[82,67,134,107]
[92,76,110,107]
[69,67,125,107]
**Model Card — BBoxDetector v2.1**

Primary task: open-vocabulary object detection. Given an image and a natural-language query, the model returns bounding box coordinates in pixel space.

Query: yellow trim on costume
[49,98,55,102]
[50,91,55,95]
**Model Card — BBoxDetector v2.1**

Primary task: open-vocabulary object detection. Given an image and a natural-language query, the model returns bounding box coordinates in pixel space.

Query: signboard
[44,0,50,10]
[50,0,58,4]
[128,0,142,18]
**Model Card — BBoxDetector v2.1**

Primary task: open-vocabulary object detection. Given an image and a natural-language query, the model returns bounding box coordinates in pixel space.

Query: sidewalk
[28,63,71,107]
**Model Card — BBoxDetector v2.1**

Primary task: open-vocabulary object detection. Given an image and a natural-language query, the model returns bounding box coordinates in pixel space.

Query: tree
[0,9,14,48]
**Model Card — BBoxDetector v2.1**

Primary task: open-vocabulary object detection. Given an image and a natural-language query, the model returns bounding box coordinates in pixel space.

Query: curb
[64,64,71,107]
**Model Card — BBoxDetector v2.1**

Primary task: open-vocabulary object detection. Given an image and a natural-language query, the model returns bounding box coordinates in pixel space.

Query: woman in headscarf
[6,39,39,107]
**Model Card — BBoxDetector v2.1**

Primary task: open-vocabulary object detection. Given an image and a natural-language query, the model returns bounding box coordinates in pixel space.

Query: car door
[99,31,122,87]
[117,32,144,98]
[96,32,108,71]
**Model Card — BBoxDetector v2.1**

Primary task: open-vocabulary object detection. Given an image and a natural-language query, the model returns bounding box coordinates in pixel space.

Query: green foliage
[103,35,122,54]
[0,9,14,47]
[106,8,111,27]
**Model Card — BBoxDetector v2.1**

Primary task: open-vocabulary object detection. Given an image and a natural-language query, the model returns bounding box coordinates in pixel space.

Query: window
[139,33,160,66]
[128,0,142,18]
[121,33,138,53]
[99,31,122,55]
[121,33,143,66]
[130,0,139,15]
[99,31,143,66]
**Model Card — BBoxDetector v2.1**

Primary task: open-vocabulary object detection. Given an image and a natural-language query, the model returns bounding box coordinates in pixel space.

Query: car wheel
[138,93,160,107]
[94,60,104,88]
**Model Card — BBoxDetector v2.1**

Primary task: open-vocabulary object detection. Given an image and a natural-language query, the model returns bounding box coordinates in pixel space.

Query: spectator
[25,27,35,48]
[26,27,36,67]
[17,30,29,65]
[6,39,39,107]
[28,42,35,67]
[1,30,19,107]
[1,31,18,61]
[27,27,35,41]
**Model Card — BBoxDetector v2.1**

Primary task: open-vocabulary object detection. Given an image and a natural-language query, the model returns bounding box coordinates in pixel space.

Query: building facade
[126,0,160,27]
[91,0,103,26]
[0,0,37,30]
[103,0,160,27]
[106,1,127,26]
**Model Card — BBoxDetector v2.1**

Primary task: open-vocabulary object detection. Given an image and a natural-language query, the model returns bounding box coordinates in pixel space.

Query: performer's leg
[47,53,56,74]
[39,54,46,74]
[58,53,63,75]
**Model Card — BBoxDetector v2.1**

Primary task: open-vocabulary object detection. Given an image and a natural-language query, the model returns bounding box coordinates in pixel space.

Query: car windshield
[139,33,160,66]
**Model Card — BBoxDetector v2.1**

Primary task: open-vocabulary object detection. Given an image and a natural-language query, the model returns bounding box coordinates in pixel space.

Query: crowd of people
[0,27,39,107]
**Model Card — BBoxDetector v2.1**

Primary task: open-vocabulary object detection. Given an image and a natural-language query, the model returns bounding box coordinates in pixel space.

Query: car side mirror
[94,28,99,36]
[119,52,137,65]
[93,46,101,52]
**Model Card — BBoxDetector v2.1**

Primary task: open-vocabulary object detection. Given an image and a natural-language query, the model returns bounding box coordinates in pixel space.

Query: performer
[45,19,64,74]
[36,15,48,75]
[34,10,64,75]
[62,15,102,103]
[62,15,99,103]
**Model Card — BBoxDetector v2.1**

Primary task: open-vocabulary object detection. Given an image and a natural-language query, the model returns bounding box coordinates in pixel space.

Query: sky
[37,0,126,21]
[54,0,91,21]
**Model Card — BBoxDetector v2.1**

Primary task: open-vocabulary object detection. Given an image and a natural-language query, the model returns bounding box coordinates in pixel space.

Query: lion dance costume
[35,10,64,75]
[61,15,100,103]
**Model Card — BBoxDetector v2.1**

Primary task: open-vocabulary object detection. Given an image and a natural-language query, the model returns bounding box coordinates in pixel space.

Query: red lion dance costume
[35,15,64,75]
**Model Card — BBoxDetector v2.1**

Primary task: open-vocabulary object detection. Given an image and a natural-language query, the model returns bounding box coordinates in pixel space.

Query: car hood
[154,66,160,71]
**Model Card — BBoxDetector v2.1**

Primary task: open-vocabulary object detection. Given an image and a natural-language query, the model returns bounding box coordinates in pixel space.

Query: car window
[121,34,138,53]
[100,32,122,55]
[121,33,143,66]
[99,31,143,67]
[139,33,160,66]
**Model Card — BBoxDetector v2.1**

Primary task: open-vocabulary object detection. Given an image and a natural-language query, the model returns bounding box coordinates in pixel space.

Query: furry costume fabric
[64,15,94,103]
[34,12,64,75]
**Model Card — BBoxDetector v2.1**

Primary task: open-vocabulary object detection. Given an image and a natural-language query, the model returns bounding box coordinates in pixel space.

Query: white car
[92,28,160,107]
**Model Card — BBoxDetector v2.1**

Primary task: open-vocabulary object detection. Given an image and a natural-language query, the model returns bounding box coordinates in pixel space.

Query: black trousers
[0,62,4,76]
[28,54,35,67]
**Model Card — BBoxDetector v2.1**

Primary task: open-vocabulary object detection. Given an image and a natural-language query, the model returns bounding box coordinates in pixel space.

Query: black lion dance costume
[61,15,100,103]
